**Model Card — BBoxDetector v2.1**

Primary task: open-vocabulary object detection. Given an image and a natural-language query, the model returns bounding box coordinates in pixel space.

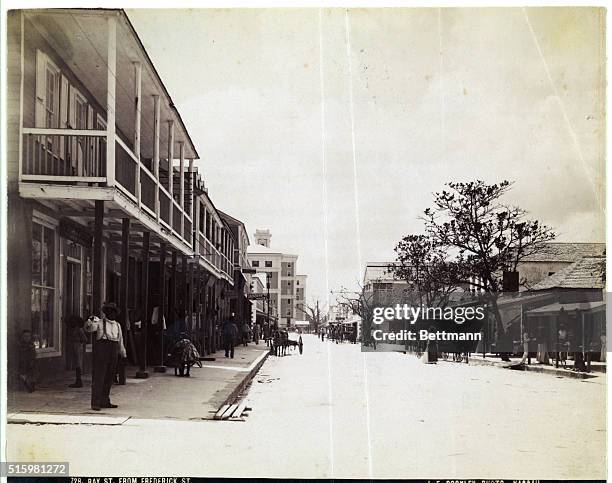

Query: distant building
[247,229,307,328]
[517,242,605,290]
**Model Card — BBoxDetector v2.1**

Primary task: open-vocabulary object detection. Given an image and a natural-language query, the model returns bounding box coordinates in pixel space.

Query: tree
[389,234,465,308]
[298,301,327,333]
[395,180,555,361]
[335,284,376,343]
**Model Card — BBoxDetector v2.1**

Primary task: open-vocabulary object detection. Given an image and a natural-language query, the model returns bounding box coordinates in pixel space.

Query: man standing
[241,321,250,347]
[222,314,239,359]
[85,303,126,411]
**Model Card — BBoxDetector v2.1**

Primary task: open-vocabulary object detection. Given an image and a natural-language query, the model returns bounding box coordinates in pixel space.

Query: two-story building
[7,9,239,387]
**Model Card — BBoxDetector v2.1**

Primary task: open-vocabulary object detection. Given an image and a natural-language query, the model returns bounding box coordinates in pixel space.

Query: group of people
[319,325,358,344]
[18,306,280,411]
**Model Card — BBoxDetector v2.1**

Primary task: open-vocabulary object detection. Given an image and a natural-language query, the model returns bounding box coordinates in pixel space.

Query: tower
[254,229,271,248]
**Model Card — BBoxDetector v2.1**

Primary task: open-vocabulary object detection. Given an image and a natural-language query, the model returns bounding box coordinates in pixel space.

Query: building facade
[6,9,240,388]
[247,229,307,328]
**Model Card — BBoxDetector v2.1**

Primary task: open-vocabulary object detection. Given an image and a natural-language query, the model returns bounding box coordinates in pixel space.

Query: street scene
[3,5,607,481]
[6,335,606,479]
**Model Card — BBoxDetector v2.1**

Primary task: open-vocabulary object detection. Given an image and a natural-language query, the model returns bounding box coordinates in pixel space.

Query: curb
[218,349,270,409]
[459,357,601,379]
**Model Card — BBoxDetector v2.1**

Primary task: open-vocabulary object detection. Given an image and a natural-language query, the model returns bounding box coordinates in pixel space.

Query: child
[67,315,87,388]
[18,329,36,392]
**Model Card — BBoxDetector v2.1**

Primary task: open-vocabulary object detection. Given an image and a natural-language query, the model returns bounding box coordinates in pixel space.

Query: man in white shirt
[85,302,126,411]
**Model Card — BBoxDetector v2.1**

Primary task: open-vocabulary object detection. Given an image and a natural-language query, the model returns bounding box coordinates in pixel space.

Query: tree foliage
[392,180,556,359]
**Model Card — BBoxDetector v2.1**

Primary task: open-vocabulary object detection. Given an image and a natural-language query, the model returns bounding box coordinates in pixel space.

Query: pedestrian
[67,315,87,388]
[263,324,270,347]
[85,302,127,411]
[241,321,250,347]
[254,323,260,345]
[18,329,37,392]
[222,314,239,358]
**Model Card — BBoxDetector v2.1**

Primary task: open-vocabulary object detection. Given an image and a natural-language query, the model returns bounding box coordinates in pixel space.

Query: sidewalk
[457,354,605,379]
[7,343,269,424]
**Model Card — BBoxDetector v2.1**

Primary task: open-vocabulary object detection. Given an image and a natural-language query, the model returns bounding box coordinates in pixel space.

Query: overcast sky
[127,7,605,307]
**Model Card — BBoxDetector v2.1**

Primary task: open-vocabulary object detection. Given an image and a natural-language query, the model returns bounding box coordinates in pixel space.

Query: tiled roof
[521,242,605,263]
[531,256,605,290]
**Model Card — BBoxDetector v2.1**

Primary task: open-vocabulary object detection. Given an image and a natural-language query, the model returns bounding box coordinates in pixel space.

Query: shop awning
[526,301,605,317]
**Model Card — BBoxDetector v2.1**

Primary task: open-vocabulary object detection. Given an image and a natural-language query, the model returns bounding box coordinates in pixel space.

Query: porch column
[92,201,104,314]
[188,258,194,335]
[119,218,130,383]
[119,218,130,328]
[133,61,142,208]
[153,95,160,221]
[196,264,202,353]
[179,141,185,238]
[181,254,188,316]
[170,249,177,323]
[154,241,167,373]
[136,231,150,379]
[106,15,117,187]
[188,158,194,218]
[167,121,175,229]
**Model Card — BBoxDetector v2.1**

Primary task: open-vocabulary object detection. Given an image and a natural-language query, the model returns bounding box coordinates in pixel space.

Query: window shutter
[35,50,47,127]
[68,88,76,129]
[59,77,69,159]
[87,105,94,129]
[59,76,69,128]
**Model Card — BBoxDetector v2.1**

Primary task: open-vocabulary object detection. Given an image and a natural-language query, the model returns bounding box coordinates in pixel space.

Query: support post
[170,249,177,324]
[182,254,188,316]
[188,158,194,218]
[136,231,150,379]
[153,95,160,221]
[118,218,130,385]
[106,15,116,187]
[188,258,194,337]
[179,142,185,237]
[154,241,167,373]
[167,121,175,229]
[92,201,104,314]
[196,264,202,354]
[134,61,142,208]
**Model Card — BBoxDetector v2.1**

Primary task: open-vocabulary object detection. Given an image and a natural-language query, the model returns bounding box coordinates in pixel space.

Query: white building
[247,229,307,328]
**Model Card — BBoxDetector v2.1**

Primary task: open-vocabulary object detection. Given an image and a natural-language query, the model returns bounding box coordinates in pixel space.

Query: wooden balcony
[20,126,194,251]
[196,232,234,281]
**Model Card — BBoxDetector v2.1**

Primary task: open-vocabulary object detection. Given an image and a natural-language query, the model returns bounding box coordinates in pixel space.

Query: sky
[127,7,605,308]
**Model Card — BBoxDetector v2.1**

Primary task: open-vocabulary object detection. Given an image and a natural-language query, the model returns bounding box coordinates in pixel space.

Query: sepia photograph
[0,2,608,481]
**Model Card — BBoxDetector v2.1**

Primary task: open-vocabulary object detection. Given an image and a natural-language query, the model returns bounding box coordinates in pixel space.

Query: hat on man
[101,302,120,320]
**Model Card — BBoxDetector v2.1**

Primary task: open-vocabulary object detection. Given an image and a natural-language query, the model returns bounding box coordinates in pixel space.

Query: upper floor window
[252,260,260,267]
[36,50,61,129]
[265,261,272,268]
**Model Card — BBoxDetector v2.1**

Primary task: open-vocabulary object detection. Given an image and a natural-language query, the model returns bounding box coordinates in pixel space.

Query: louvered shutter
[35,50,47,127]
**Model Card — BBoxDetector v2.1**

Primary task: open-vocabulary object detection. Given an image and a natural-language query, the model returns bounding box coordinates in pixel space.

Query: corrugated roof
[521,242,605,263]
[531,256,605,290]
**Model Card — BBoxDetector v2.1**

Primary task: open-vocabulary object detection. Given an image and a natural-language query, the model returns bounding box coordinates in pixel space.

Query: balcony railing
[159,185,171,228]
[197,232,233,279]
[172,200,181,235]
[21,127,193,249]
[22,128,107,182]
